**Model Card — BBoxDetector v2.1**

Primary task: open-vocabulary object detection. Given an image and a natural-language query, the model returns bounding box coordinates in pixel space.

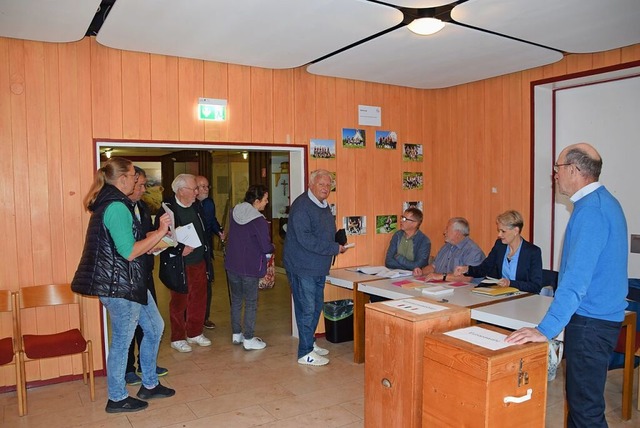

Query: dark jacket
[466,238,543,293]
[198,197,223,256]
[156,196,213,294]
[283,192,339,277]
[71,184,147,304]
[135,199,157,298]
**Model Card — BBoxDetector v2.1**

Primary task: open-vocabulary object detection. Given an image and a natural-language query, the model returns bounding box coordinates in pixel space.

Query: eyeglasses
[553,163,581,173]
[401,216,417,223]
[198,184,210,189]
[124,172,139,180]
[181,187,198,192]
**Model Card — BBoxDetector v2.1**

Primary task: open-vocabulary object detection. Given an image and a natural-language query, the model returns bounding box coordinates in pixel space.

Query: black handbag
[333,228,347,265]
[335,228,347,245]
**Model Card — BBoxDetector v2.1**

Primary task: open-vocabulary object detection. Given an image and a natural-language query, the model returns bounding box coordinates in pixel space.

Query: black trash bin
[323,299,354,343]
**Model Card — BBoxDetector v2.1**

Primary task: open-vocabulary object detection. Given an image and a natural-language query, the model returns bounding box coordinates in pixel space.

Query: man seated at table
[385,207,430,271]
[413,217,485,282]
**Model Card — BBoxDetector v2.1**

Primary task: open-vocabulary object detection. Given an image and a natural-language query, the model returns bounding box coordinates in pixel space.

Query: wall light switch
[491,187,498,194]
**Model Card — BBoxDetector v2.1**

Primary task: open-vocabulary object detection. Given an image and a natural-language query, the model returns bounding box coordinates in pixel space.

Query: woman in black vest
[72,157,174,413]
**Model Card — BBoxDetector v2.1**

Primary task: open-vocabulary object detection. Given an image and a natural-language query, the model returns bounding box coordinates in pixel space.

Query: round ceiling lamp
[407,17,445,36]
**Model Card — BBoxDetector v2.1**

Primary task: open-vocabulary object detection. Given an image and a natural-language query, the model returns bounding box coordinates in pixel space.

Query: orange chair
[0,290,23,416]
[16,284,94,414]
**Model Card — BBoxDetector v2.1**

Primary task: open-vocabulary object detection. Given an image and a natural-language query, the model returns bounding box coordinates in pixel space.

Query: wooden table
[352,278,529,364]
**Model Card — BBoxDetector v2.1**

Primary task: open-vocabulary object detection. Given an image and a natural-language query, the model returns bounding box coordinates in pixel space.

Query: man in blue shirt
[507,143,628,428]
[413,217,485,282]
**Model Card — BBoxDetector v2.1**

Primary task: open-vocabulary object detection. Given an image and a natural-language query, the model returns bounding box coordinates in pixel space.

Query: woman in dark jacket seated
[454,210,542,293]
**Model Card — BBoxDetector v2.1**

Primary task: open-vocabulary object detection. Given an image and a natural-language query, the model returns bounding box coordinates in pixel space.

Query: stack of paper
[421,286,454,296]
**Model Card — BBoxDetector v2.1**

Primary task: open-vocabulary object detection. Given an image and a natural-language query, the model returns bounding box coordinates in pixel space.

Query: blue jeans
[565,314,620,428]
[227,271,259,339]
[100,291,165,401]
[287,272,325,358]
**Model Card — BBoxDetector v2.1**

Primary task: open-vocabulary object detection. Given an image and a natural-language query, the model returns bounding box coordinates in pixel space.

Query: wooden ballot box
[365,298,470,428]
[422,325,548,428]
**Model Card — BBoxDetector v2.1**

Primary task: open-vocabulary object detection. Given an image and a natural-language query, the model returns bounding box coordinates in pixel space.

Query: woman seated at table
[454,210,542,293]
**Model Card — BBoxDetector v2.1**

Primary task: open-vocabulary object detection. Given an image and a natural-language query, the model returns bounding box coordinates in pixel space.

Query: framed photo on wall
[376,215,397,234]
[375,131,397,149]
[402,172,423,190]
[342,128,366,148]
[403,143,423,161]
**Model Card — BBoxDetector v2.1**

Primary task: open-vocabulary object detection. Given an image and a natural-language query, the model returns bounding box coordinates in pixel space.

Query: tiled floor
[1,257,638,427]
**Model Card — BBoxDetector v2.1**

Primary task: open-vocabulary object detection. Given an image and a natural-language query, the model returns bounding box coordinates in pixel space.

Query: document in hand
[151,236,177,256]
[160,202,178,247]
[176,223,202,248]
[471,286,519,296]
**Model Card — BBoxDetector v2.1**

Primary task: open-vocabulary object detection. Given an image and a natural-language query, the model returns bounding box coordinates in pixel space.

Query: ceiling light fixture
[242,151,248,160]
[407,17,445,36]
[104,148,112,159]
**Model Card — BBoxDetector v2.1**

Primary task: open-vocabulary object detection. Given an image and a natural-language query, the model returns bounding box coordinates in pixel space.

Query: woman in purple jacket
[224,184,275,350]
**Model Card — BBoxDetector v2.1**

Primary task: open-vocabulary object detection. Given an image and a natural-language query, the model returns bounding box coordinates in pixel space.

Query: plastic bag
[548,339,564,381]
[258,255,275,290]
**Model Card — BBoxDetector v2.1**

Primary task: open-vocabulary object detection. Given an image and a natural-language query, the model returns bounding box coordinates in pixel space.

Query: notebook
[471,286,519,296]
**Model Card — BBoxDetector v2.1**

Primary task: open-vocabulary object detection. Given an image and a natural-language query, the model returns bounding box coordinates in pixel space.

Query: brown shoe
[204,319,216,329]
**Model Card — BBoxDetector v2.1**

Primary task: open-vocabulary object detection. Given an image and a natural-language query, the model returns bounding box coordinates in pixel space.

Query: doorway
[95,139,307,358]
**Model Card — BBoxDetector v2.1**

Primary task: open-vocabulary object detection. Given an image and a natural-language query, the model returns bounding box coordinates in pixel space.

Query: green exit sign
[198,98,227,121]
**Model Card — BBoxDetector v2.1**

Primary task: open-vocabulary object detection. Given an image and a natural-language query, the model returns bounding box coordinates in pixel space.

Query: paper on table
[175,223,202,248]
[355,266,413,278]
[381,298,448,314]
[481,276,501,284]
[444,326,514,350]
[425,280,470,288]
[447,282,469,287]
[421,286,454,296]
[398,281,427,289]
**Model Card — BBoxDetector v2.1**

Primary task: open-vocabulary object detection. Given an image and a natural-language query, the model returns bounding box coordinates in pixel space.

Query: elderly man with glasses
[156,174,213,353]
[413,217,485,282]
[384,207,431,271]
[507,143,628,428]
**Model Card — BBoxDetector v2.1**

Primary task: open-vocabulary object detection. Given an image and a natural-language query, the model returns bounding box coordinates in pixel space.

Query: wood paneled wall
[1,35,639,386]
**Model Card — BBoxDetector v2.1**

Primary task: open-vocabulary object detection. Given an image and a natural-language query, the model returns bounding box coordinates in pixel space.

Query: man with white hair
[284,169,349,366]
[413,217,485,282]
[156,174,213,353]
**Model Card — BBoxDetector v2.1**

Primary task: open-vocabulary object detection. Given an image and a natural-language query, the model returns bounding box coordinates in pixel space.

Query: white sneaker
[171,340,192,353]
[298,351,329,366]
[243,337,267,350]
[232,333,244,345]
[313,343,329,356]
[187,334,212,347]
